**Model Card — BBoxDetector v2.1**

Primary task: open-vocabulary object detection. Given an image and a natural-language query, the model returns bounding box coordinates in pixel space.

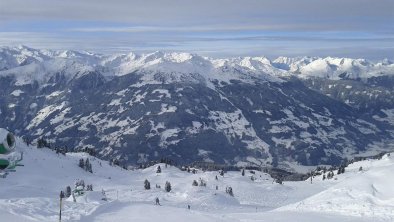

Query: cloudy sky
[0,0,393,59]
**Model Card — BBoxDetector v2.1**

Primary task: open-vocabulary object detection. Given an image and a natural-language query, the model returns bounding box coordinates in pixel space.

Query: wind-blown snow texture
[1,46,394,169]
[1,133,393,221]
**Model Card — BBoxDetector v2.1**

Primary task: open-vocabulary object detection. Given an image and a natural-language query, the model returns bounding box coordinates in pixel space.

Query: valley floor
[1,140,393,221]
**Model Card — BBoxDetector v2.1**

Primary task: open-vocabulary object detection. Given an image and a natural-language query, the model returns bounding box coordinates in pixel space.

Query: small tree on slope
[144,179,151,190]
[165,181,171,192]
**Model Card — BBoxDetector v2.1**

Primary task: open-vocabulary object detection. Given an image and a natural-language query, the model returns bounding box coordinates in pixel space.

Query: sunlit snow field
[1,137,393,221]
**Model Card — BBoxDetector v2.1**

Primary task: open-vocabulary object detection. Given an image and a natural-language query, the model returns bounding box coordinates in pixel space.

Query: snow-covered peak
[165,52,194,63]
[293,57,393,79]
[1,46,394,84]
[57,50,92,59]
[271,56,394,79]
[0,45,50,70]
[380,58,393,65]
[141,51,165,64]
[0,58,95,86]
[238,56,270,69]
[92,51,285,84]
[273,56,294,65]
[140,51,208,67]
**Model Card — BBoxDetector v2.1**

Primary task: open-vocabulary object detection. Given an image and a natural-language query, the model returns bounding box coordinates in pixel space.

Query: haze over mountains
[1,45,393,170]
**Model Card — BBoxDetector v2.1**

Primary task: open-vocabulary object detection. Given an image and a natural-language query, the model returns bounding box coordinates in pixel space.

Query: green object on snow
[0,159,10,170]
[0,144,7,154]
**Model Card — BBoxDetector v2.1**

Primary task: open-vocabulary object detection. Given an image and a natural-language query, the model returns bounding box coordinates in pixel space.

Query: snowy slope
[277,153,394,220]
[1,129,394,221]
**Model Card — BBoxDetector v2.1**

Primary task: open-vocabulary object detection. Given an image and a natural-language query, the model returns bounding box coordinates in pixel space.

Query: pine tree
[80,180,85,190]
[37,138,47,148]
[66,186,72,197]
[88,163,93,173]
[79,159,85,169]
[144,179,151,190]
[86,184,93,191]
[85,158,89,170]
[87,159,93,173]
[241,169,245,176]
[156,165,161,173]
[165,181,171,192]
[192,180,198,186]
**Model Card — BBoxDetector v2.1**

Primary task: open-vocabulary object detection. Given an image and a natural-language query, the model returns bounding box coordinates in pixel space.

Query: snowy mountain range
[1,45,394,170]
[1,45,393,82]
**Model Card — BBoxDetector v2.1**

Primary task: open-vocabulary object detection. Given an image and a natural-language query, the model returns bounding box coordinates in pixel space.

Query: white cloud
[0,0,393,32]
[0,0,393,59]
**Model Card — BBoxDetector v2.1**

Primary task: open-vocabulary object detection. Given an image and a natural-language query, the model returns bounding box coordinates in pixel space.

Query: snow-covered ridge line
[1,45,394,83]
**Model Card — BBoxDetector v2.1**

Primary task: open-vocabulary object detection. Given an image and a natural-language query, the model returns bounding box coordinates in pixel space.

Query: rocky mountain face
[302,76,394,112]
[1,46,393,170]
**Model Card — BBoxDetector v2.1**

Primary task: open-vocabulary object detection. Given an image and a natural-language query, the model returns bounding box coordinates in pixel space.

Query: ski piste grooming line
[0,128,24,178]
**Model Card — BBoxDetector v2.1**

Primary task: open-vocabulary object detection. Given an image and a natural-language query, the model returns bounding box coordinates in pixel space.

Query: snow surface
[1,130,394,221]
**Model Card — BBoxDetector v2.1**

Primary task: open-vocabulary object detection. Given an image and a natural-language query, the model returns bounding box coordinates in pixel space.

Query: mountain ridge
[1,46,393,82]
[1,46,394,170]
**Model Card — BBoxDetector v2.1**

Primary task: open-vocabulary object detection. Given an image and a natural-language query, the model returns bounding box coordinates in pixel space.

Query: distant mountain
[1,46,393,170]
[2,45,393,81]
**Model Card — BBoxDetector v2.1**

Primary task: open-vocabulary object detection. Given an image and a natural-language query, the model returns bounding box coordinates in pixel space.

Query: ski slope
[1,132,394,221]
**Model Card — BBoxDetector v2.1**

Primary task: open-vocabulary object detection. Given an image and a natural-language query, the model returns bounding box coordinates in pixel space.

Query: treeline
[20,135,392,182]
[308,151,390,181]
